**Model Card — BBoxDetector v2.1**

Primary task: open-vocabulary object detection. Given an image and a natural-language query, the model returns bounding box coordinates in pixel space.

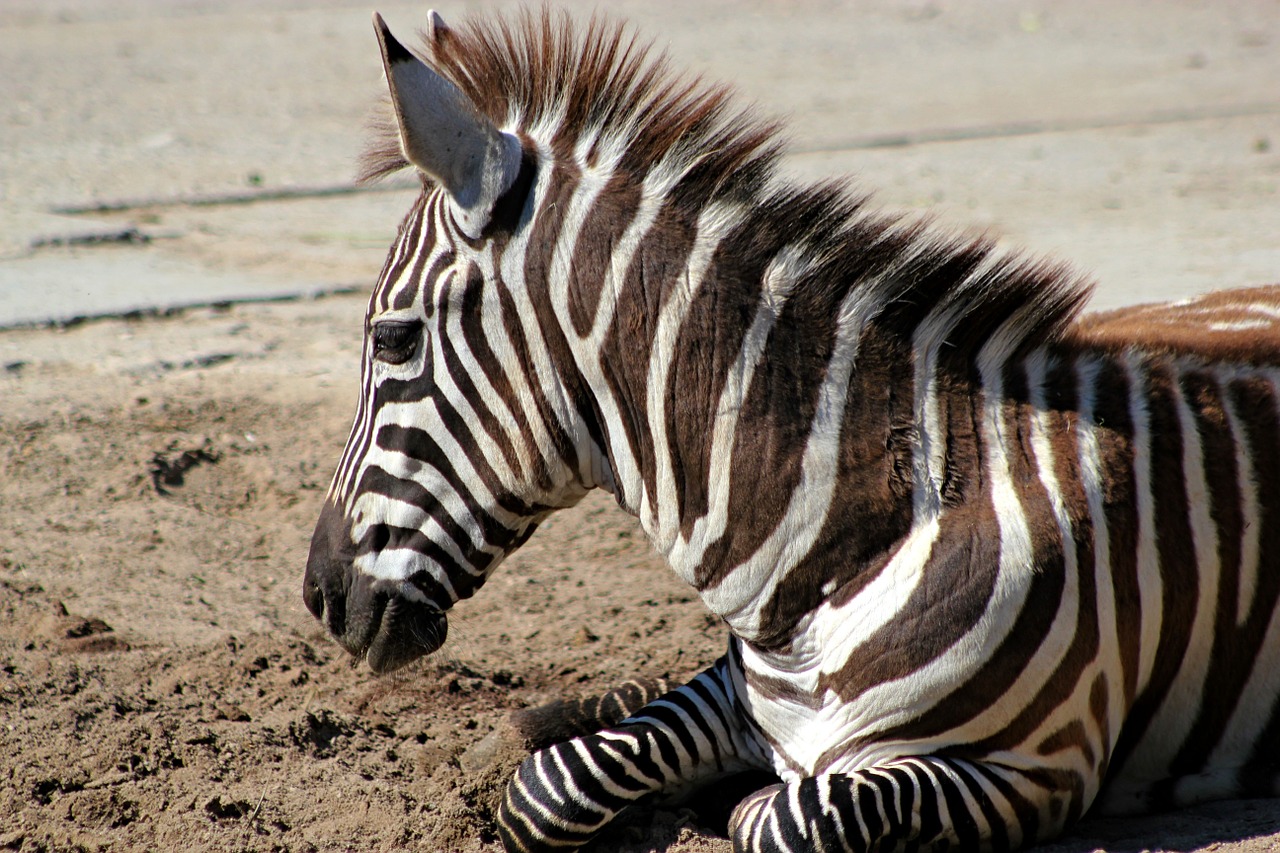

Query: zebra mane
[360,7,782,188]
[361,7,1092,360]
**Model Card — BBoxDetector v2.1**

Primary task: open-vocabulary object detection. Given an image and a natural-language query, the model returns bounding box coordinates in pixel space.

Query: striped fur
[303,9,1280,851]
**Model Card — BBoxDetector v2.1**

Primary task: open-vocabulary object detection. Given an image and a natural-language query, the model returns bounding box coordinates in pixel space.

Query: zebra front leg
[730,757,1076,853]
[498,656,760,852]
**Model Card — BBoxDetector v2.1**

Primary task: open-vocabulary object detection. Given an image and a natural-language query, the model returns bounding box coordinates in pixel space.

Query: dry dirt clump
[3,296,1280,852]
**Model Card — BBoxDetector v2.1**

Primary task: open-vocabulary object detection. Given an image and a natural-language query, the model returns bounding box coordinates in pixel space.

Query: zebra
[301,8,1280,852]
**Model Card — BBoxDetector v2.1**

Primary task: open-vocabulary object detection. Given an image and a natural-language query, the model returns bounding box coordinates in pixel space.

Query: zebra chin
[362,590,449,674]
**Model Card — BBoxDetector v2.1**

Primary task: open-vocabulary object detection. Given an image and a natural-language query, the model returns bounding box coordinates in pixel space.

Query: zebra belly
[1093,595,1280,815]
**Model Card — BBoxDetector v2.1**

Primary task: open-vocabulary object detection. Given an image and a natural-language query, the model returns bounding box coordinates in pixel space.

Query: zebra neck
[527,158,1071,648]
[571,254,996,647]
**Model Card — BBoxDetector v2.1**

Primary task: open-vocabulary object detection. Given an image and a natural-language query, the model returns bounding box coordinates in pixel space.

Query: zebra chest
[730,545,1066,779]
[729,640,934,779]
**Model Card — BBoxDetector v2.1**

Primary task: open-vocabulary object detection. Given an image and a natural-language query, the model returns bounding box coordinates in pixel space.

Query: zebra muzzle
[305,567,448,674]
[304,504,448,673]
[364,588,448,673]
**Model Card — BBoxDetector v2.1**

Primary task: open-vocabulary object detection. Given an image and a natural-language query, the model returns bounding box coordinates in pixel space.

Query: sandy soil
[3,272,1280,852]
[0,287,728,853]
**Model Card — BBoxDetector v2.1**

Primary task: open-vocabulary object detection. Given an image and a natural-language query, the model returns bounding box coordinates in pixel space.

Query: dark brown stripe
[1107,359,1198,790]
[1089,672,1112,778]
[393,202,438,312]
[969,760,1044,848]
[567,172,642,338]
[819,496,1001,703]
[384,196,432,314]
[353,463,510,561]
[374,422,543,520]
[1037,720,1095,768]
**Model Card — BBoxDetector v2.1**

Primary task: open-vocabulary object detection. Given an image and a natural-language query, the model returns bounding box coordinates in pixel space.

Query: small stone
[569,625,599,647]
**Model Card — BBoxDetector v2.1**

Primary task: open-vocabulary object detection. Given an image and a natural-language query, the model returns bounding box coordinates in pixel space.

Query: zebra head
[303,13,599,673]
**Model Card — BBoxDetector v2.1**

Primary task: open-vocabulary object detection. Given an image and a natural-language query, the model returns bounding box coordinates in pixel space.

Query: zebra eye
[371,320,422,365]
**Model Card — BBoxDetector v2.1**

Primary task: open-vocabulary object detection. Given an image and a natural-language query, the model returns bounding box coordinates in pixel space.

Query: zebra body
[302,10,1280,851]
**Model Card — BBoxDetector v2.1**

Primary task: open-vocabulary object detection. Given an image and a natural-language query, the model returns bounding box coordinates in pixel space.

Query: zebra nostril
[370,524,391,552]
[302,576,325,620]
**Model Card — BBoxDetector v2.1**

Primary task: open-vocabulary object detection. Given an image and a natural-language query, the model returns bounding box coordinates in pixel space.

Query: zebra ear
[373,12,522,239]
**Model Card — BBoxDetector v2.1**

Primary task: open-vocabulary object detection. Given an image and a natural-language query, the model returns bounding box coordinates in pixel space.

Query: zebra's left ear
[373,12,522,239]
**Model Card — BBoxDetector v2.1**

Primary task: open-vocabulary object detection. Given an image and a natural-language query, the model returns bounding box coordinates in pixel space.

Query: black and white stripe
[303,10,1280,851]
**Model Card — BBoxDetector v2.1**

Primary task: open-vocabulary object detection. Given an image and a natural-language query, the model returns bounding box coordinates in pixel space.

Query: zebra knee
[732,780,858,853]
[497,743,627,852]
[728,781,789,851]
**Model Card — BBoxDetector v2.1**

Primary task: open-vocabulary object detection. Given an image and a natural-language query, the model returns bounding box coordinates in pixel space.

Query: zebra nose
[304,500,448,672]
[304,499,353,637]
[302,572,325,620]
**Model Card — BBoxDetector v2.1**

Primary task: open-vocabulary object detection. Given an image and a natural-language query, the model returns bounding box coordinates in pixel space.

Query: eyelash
[371,320,422,365]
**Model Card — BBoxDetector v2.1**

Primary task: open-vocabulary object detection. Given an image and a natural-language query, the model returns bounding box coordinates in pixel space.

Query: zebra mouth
[363,593,448,674]
[303,563,448,673]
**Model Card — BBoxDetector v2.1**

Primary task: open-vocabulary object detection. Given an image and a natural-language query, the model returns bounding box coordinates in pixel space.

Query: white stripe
[961,348,1082,741]
[562,168,680,497]
[1123,352,1163,696]
[1076,356,1126,749]
[1216,365,1262,626]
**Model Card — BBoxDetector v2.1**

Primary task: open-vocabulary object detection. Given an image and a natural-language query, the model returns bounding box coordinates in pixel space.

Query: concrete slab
[0,208,166,260]
[0,188,420,329]
[0,247,357,329]
[0,0,1276,325]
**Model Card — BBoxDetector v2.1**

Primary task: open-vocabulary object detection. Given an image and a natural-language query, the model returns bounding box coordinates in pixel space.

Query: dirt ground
[1,260,1278,853]
[0,286,729,853]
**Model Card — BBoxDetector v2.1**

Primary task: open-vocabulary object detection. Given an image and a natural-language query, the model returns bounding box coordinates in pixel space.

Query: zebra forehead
[358,7,783,197]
